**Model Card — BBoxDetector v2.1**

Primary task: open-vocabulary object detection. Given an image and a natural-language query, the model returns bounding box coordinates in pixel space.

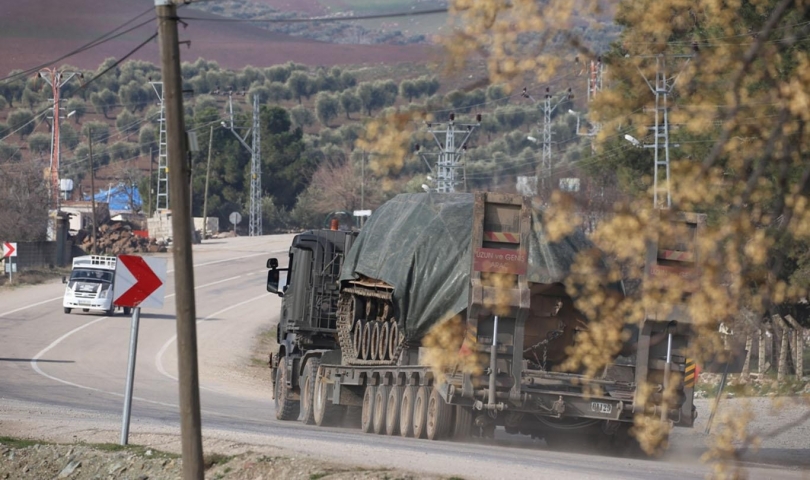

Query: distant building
[516,175,538,196]
[559,178,581,192]
[61,201,110,235]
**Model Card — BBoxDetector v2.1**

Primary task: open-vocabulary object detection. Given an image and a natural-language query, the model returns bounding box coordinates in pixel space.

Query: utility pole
[88,128,97,255]
[148,148,154,216]
[523,87,573,195]
[418,113,481,192]
[224,94,262,236]
[202,126,213,239]
[150,80,169,212]
[636,53,691,209]
[154,1,204,479]
[39,68,82,210]
[572,57,606,152]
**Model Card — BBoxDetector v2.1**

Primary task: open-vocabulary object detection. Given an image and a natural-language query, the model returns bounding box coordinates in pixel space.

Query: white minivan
[63,255,129,316]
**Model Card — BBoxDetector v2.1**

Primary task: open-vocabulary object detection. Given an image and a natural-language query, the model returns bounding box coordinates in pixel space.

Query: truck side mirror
[62,276,67,284]
[267,267,288,297]
[267,257,279,269]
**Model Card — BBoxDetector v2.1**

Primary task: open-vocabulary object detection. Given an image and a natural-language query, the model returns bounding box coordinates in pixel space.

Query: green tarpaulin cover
[340,193,611,341]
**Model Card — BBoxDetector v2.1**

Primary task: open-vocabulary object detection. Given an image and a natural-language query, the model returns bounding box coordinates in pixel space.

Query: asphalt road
[0,235,806,479]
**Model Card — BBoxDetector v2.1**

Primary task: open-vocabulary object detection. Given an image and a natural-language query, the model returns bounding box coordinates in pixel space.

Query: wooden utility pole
[88,128,97,255]
[155,1,204,478]
[149,147,154,217]
[202,125,213,239]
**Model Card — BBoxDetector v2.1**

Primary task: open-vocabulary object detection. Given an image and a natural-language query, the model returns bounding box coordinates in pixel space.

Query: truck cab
[63,255,128,316]
[267,228,357,421]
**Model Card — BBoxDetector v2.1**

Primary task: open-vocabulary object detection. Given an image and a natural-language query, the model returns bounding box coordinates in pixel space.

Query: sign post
[2,242,17,284]
[113,255,167,445]
[229,211,242,236]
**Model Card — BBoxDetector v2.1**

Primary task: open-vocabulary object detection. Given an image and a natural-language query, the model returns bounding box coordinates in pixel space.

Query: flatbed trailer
[268,193,705,452]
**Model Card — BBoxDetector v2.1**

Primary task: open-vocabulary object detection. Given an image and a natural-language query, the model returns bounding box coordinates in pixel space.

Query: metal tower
[573,57,606,152]
[636,54,691,209]
[39,68,81,210]
[150,81,169,212]
[419,113,480,192]
[524,87,572,193]
[249,95,262,236]
[225,94,263,236]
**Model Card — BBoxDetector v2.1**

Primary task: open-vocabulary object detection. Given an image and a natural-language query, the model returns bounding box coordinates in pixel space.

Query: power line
[178,8,447,24]
[0,109,49,142]
[0,9,155,84]
[78,32,158,91]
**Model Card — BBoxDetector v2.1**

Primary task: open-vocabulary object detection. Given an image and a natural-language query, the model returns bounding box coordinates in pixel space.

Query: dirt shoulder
[0,397,444,480]
[0,266,69,289]
[0,435,440,480]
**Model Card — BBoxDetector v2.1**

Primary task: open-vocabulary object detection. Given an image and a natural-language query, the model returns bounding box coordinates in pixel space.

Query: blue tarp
[85,183,142,212]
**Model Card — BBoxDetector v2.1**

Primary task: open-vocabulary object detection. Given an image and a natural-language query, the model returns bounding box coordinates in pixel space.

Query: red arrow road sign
[114,255,166,308]
[2,242,16,258]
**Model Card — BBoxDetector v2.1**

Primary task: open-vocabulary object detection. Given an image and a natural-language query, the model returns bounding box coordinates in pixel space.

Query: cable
[179,8,447,24]
[0,8,155,84]
[0,109,49,142]
[78,32,158,92]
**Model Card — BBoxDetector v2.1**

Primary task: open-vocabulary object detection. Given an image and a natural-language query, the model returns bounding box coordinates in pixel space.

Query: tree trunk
[758,328,768,374]
[741,334,753,383]
[784,315,804,380]
[773,315,789,383]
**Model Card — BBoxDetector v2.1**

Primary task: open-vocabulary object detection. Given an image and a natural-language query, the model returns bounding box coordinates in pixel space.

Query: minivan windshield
[70,268,113,283]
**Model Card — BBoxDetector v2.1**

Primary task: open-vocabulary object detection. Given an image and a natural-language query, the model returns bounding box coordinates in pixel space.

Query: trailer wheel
[313,365,336,426]
[385,385,403,435]
[64,308,71,314]
[412,386,429,439]
[299,359,319,425]
[452,405,473,440]
[123,307,131,316]
[274,362,300,421]
[373,384,389,434]
[426,387,452,440]
[360,385,376,433]
[399,385,416,438]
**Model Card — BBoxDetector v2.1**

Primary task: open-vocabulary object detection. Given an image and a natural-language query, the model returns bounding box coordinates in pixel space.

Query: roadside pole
[155,1,204,478]
[202,126,213,239]
[120,307,141,445]
[114,255,166,447]
[88,129,97,255]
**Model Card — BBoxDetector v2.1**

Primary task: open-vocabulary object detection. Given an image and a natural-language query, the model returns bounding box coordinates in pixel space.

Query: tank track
[337,284,406,366]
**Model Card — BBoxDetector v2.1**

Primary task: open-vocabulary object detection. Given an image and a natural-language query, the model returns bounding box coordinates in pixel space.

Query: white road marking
[0,249,283,319]
[155,293,269,390]
[0,296,64,318]
[28,273,252,406]
[30,316,178,408]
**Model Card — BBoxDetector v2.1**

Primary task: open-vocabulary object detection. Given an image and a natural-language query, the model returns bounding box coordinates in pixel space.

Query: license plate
[591,402,612,414]
[78,300,91,306]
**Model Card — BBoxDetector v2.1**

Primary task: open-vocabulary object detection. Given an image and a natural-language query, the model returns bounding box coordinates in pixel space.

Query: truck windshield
[70,269,113,283]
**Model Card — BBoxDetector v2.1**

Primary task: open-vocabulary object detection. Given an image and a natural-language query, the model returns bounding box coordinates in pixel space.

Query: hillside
[0,0,432,76]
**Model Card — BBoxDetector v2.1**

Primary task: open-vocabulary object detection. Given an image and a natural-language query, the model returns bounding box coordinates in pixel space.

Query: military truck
[267,192,704,450]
